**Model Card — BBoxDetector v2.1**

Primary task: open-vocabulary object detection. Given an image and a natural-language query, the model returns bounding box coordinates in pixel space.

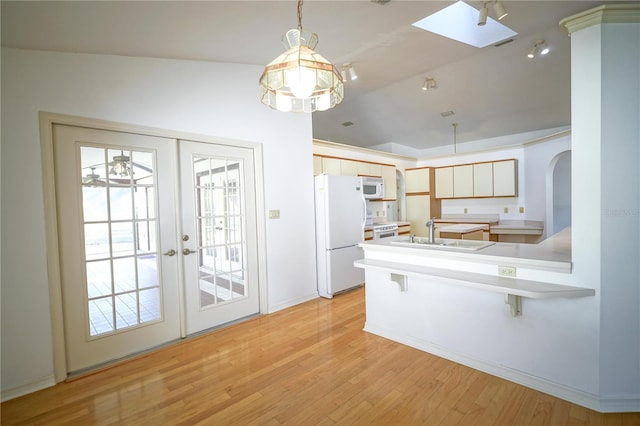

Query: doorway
[43,115,266,377]
[546,150,572,237]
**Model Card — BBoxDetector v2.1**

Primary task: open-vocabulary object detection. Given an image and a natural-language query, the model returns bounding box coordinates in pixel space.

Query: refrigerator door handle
[361,196,367,231]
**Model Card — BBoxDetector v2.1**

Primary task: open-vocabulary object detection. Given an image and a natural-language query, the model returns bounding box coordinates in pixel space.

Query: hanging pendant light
[259,0,344,113]
[109,150,132,177]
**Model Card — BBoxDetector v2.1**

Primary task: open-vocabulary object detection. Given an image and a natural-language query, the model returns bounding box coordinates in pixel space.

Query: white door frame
[39,112,269,382]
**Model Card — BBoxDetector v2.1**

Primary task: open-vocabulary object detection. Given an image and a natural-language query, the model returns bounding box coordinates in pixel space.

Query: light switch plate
[269,209,280,219]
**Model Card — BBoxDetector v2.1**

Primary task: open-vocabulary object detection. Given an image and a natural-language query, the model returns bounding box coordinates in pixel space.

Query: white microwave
[362,176,384,199]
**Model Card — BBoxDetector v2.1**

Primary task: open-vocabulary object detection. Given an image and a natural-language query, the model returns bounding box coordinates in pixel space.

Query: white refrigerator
[315,174,366,298]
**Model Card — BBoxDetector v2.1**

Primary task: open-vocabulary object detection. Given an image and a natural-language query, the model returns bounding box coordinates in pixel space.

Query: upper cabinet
[405,167,431,193]
[493,159,518,197]
[435,159,517,199]
[434,167,454,198]
[381,165,397,200]
[313,155,397,200]
[453,165,474,198]
[473,162,493,197]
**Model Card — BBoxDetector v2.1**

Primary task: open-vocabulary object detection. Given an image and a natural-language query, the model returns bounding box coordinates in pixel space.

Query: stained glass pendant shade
[259,1,344,113]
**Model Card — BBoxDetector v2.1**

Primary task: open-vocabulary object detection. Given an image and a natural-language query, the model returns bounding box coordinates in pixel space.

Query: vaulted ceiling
[2,1,612,153]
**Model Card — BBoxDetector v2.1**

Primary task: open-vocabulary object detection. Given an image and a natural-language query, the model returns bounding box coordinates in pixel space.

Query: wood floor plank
[2,287,639,425]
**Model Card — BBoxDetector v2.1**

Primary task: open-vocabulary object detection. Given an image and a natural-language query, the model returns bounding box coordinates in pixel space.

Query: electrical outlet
[519,206,525,214]
[503,207,509,214]
[498,266,516,278]
[464,208,468,214]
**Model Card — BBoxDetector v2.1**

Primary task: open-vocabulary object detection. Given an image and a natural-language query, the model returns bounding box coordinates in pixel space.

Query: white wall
[0,48,319,398]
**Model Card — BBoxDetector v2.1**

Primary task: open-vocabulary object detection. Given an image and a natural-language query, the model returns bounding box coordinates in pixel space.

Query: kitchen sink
[390,237,495,251]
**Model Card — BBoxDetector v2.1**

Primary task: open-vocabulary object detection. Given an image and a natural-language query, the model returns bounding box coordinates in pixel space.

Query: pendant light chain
[297,0,304,31]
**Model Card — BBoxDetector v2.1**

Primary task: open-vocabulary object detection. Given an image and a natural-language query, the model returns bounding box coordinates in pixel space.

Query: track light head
[342,63,358,82]
[493,1,507,20]
[528,40,549,59]
[477,3,488,26]
[421,77,436,91]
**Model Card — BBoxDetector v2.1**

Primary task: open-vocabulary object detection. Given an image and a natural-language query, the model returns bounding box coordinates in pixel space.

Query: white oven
[372,224,398,239]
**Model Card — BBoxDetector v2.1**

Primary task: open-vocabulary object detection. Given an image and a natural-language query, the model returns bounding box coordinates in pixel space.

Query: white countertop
[359,227,572,273]
[438,223,487,233]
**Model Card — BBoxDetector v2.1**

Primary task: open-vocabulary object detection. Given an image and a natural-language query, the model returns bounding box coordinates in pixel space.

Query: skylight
[412,1,517,48]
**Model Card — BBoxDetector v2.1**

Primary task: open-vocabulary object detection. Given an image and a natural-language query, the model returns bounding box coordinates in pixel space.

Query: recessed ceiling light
[342,121,355,127]
[440,111,455,117]
[412,1,517,48]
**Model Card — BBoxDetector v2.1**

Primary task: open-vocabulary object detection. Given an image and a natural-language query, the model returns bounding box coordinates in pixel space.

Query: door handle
[183,248,196,255]
[163,249,177,256]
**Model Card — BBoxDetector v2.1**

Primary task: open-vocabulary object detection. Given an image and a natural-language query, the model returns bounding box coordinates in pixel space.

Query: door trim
[39,111,269,382]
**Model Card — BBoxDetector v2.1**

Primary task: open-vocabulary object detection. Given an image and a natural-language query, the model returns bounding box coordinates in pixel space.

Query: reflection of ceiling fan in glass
[83,167,105,186]
[109,150,133,177]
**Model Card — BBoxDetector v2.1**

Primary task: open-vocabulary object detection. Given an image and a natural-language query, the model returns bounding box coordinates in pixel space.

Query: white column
[562,4,640,411]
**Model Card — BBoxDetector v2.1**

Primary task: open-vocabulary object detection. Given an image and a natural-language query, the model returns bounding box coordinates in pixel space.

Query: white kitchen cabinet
[405,167,431,193]
[322,157,342,175]
[369,163,383,177]
[493,159,517,197]
[406,195,430,237]
[405,194,441,237]
[381,165,397,200]
[435,167,454,199]
[453,164,474,198]
[473,162,493,197]
[313,156,323,176]
[340,159,360,176]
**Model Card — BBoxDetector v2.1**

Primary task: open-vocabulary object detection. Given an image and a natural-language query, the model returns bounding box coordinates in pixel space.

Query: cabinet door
[435,167,454,198]
[405,195,431,237]
[473,162,493,197]
[493,159,517,196]
[453,165,474,198]
[313,156,323,176]
[340,159,359,176]
[322,157,341,175]
[369,163,383,177]
[405,168,430,193]
[381,165,397,200]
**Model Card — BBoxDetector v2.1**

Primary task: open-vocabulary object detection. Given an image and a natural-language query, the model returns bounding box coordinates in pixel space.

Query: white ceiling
[2,0,613,153]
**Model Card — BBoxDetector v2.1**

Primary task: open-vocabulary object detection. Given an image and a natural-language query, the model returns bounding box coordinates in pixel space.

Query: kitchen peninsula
[354,228,596,403]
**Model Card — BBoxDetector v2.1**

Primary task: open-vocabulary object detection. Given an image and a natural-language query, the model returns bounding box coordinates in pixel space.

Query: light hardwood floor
[2,287,638,425]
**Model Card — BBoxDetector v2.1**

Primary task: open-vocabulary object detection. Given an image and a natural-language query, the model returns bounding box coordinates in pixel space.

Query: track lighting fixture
[493,1,508,20]
[342,63,358,82]
[527,40,549,59]
[478,1,507,26]
[421,77,436,91]
[477,2,488,26]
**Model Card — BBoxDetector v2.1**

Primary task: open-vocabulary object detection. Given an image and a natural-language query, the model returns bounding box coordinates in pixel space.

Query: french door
[53,125,259,373]
[179,140,260,335]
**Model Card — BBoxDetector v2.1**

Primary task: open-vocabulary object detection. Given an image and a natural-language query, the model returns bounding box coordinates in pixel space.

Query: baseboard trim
[1,375,56,402]
[363,322,640,413]
[268,292,319,314]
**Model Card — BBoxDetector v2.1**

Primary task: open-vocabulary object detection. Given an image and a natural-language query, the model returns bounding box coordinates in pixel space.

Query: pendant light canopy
[259,0,344,113]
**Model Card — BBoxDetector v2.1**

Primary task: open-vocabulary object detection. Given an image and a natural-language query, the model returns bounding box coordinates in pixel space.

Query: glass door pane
[80,145,161,337]
[193,156,247,308]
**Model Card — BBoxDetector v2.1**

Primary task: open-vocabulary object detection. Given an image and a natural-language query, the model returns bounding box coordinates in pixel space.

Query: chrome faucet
[409,233,415,243]
[425,217,436,243]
